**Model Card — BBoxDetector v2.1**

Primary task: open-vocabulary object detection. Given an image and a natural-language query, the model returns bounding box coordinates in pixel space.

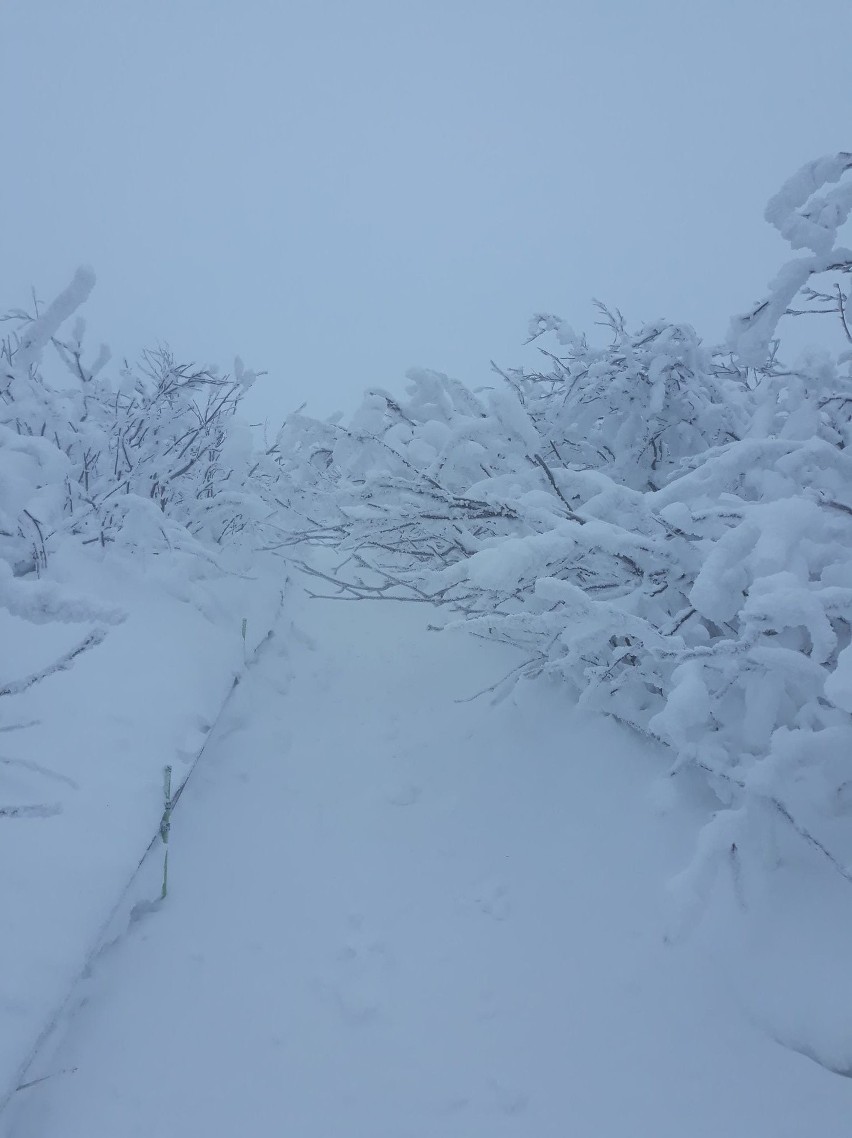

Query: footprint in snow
[331,915,391,1025]
[437,1093,471,1116]
[489,1078,530,1117]
[474,878,511,921]
[381,715,402,742]
[387,783,421,807]
[438,1080,528,1119]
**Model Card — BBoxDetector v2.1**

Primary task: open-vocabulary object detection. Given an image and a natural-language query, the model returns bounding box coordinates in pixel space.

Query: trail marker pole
[160,765,172,900]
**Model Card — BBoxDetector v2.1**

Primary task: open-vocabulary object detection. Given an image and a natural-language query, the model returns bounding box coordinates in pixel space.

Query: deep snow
[5,582,852,1137]
[0,551,282,1111]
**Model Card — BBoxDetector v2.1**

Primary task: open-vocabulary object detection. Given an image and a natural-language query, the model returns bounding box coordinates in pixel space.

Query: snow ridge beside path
[7,584,852,1137]
[0,555,283,1114]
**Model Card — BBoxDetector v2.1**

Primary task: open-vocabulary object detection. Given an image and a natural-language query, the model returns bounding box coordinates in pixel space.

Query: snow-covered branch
[285,154,852,899]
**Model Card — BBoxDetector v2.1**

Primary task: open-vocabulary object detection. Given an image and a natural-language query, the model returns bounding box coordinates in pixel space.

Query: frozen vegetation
[2,155,852,1134]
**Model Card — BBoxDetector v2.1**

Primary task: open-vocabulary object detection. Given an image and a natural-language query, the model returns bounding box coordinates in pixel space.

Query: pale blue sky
[2,0,850,421]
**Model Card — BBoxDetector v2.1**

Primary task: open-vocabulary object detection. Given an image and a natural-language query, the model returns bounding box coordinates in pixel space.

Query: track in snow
[7,585,852,1137]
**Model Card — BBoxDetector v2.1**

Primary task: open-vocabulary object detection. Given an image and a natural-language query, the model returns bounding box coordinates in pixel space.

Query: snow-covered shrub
[514,308,745,491]
[1,269,130,706]
[0,269,290,724]
[2,279,277,564]
[0,270,299,575]
[289,153,852,894]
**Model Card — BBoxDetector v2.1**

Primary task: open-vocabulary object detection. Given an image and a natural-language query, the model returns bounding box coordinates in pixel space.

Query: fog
[2,0,849,421]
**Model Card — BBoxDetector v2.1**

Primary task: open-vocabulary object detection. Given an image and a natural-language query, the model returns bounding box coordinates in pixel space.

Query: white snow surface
[4,579,852,1137]
[0,550,283,1114]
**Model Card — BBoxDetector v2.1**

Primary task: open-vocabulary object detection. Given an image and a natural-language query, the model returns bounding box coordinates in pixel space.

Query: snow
[14,267,96,373]
[825,644,852,713]
[4,582,852,1137]
[729,152,852,365]
[3,149,852,1138]
[0,551,282,1117]
[764,153,852,255]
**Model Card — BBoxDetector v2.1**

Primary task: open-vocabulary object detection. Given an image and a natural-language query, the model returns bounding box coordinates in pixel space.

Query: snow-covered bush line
[1,268,291,700]
[284,153,852,888]
[1,270,281,569]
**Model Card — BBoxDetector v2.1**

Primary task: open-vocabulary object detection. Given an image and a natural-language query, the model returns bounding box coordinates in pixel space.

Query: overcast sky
[2,1,850,422]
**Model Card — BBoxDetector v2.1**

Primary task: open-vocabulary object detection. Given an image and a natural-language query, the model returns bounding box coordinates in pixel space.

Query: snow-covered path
[7,587,852,1137]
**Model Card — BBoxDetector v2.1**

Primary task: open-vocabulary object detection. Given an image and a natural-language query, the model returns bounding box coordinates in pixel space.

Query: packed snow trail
[7,585,852,1137]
